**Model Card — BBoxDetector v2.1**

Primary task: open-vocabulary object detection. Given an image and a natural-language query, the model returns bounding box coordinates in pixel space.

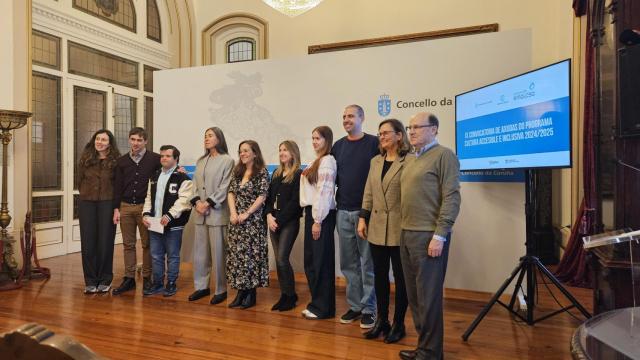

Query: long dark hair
[79,129,120,169]
[303,126,333,185]
[378,118,410,157]
[200,127,229,159]
[233,140,266,179]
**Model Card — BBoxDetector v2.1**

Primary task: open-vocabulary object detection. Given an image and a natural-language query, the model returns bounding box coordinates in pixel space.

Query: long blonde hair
[273,140,301,183]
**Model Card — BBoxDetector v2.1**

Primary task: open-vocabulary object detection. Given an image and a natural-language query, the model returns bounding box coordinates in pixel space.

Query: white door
[34,77,123,257]
[65,79,113,254]
[34,74,142,257]
[65,78,140,253]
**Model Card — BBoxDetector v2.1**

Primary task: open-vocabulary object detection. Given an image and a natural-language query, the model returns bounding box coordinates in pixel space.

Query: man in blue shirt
[331,104,380,328]
[142,145,193,297]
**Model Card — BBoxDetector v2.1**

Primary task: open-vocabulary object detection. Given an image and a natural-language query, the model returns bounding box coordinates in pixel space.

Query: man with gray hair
[399,112,461,360]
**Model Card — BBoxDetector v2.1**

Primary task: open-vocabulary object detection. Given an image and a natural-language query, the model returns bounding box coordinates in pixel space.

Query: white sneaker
[84,286,97,294]
[97,284,111,293]
[302,309,318,319]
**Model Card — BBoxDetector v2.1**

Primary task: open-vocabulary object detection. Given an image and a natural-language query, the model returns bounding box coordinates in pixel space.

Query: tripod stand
[462,169,591,341]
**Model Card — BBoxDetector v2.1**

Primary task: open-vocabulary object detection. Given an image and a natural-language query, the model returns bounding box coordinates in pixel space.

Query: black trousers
[270,219,300,296]
[303,206,336,318]
[369,243,408,324]
[78,200,116,287]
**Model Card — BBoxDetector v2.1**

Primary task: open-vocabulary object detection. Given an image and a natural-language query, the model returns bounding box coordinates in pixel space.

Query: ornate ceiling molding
[32,1,171,68]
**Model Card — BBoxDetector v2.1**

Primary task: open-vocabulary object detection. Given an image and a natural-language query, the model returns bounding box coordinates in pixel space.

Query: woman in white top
[300,126,337,320]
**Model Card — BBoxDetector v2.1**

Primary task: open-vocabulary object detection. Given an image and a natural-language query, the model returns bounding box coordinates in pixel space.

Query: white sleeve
[142,181,153,216]
[167,180,194,219]
[312,156,336,223]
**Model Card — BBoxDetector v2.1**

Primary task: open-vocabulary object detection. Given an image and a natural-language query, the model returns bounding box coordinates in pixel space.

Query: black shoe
[340,309,362,324]
[364,319,391,339]
[360,312,376,329]
[188,288,211,301]
[142,277,153,292]
[271,293,287,311]
[399,349,418,360]
[278,293,298,312]
[143,283,164,296]
[210,292,227,305]
[384,322,406,344]
[164,282,177,297]
[228,290,246,308]
[112,277,136,295]
[239,288,256,309]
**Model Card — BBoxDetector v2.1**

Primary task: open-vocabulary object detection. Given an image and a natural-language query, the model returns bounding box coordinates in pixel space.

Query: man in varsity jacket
[142,145,193,297]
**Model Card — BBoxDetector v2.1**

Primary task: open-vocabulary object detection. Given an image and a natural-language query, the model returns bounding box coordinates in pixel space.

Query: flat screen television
[455,59,571,171]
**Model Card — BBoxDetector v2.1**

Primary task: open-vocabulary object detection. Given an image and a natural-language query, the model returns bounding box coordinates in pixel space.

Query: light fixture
[262,0,323,17]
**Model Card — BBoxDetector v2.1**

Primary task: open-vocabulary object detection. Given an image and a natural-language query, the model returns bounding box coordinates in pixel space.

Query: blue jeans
[337,209,376,314]
[150,228,183,285]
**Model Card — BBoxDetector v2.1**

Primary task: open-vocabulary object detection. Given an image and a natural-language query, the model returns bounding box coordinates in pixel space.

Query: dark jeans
[370,243,408,324]
[78,200,116,287]
[150,229,183,285]
[303,206,336,318]
[270,219,300,296]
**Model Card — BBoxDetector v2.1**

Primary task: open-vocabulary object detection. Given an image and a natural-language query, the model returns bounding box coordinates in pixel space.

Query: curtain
[555,0,596,287]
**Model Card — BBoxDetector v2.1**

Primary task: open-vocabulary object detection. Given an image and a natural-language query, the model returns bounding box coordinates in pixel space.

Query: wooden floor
[0,245,591,359]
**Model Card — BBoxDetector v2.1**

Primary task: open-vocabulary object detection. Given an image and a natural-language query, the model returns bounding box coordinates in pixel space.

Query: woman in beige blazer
[357,118,410,344]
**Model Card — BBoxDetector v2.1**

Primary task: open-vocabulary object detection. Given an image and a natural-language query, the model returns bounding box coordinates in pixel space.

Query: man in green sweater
[398,112,461,360]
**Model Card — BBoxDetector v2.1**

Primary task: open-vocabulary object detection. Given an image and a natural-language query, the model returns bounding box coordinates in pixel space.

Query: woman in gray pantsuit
[188,127,235,305]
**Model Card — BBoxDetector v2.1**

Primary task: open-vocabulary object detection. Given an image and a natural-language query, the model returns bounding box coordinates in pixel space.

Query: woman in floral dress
[227,140,270,309]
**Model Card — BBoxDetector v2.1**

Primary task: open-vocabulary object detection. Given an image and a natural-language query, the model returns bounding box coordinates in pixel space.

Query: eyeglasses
[405,124,436,132]
[377,130,398,138]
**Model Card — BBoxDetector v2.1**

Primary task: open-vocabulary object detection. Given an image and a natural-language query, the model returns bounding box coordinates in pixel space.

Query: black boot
[364,319,391,339]
[271,293,287,311]
[278,293,298,311]
[112,277,136,295]
[240,288,256,309]
[228,290,246,308]
[384,322,406,344]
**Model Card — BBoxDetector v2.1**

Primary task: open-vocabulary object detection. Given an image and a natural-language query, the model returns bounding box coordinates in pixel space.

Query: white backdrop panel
[156,29,532,293]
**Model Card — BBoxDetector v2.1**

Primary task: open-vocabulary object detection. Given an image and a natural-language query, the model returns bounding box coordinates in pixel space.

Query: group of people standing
[76,105,461,360]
